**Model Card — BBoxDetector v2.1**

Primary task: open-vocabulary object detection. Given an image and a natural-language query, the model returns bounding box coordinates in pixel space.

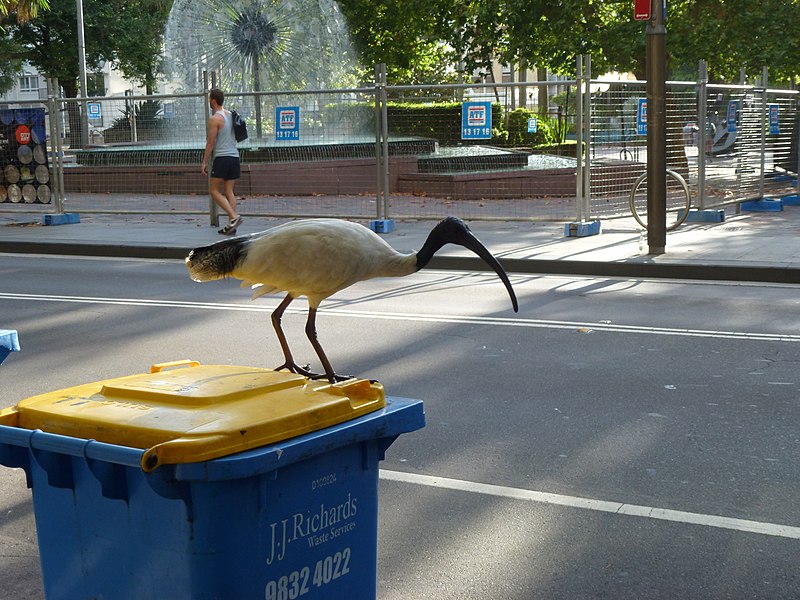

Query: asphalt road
[1,253,800,599]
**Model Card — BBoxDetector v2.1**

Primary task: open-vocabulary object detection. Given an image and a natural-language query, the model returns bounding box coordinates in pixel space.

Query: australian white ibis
[186,217,518,382]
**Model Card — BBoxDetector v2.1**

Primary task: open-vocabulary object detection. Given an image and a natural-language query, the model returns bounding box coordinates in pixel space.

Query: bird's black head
[186,235,249,282]
[416,216,518,312]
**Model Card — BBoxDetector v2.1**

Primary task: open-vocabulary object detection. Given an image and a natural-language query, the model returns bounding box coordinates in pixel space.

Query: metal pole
[76,0,89,148]
[583,55,592,221]
[46,78,62,214]
[575,55,584,222]
[759,66,768,200]
[374,64,384,220]
[646,0,667,254]
[381,69,390,221]
[51,78,67,210]
[697,60,708,210]
[203,70,218,227]
[796,97,800,197]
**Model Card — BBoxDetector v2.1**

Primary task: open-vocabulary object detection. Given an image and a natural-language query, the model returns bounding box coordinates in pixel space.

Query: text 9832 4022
[264,547,351,600]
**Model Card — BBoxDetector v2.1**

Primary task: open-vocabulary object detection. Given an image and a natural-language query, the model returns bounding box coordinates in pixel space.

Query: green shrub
[386,101,504,145]
[103,99,171,143]
[506,108,557,147]
[321,102,375,135]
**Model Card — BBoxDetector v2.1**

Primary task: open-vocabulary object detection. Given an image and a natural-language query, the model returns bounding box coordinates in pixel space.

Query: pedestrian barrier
[1,60,797,228]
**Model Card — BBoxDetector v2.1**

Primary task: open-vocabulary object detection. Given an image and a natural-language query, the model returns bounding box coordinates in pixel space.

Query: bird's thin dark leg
[304,307,352,383]
[271,294,319,378]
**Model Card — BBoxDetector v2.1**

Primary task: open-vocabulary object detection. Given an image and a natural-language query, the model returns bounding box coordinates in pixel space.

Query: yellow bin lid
[0,360,385,471]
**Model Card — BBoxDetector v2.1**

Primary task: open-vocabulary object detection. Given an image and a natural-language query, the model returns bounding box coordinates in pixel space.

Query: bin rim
[169,396,425,482]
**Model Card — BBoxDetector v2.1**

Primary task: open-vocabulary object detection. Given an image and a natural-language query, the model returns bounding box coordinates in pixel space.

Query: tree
[667,0,800,84]
[337,0,457,84]
[339,0,799,85]
[103,0,171,93]
[9,0,172,144]
[0,34,22,94]
[0,0,49,22]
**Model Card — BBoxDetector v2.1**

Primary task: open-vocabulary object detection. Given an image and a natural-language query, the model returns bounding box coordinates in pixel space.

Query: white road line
[2,291,800,343]
[380,470,800,540]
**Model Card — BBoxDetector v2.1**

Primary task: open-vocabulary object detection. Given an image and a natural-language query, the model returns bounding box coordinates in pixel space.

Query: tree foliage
[8,0,171,97]
[0,0,49,22]
[338,0,800,85]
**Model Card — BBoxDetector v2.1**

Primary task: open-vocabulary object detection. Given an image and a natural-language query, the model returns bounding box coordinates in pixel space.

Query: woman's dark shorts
[211,156,241,180]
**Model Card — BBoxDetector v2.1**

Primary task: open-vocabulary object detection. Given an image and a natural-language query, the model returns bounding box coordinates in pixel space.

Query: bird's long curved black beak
[416,217,518,312]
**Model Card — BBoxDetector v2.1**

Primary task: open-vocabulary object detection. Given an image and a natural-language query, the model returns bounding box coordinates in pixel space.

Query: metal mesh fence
[383,81,579,222]
[57,89,386,219]
[762,90,798,200]
[587,81,698,219]
[699,85,799,208]
[2,64,797,226]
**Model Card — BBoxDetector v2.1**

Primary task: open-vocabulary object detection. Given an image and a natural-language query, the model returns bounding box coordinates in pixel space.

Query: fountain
[162,0,364,140]
[164,0,360,95]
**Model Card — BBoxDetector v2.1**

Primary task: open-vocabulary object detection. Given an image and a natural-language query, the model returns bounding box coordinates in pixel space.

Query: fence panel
[587,81,698,220]
[763,90,799,200]
[699,85,799,209]
[383,81,579,222]
[56,89,383,220]
[702,84,762,206]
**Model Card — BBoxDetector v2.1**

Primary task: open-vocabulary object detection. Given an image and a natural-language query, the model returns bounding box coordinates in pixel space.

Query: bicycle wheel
[629,169,692,232]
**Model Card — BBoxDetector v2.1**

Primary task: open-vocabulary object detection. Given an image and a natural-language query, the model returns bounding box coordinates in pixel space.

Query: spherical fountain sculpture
[163,0,362,138]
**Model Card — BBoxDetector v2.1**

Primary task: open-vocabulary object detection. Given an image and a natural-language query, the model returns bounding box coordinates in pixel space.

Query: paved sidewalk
[1,205,800,283]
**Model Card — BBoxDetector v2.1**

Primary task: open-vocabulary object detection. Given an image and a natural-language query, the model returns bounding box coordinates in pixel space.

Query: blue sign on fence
[461,102,492,140]
[275,106,300,141]
[87,102,101,120]
[636,98,647,136]
[527,117,538,133]
[726,100,739,133]
[769,104,780,135]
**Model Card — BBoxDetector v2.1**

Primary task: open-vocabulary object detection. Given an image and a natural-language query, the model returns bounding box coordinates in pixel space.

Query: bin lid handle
[149,360,201,374]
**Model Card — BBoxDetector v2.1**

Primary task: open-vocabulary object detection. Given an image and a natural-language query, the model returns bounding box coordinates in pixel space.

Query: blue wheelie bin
[0,329,19,365]
[0,361,425,600]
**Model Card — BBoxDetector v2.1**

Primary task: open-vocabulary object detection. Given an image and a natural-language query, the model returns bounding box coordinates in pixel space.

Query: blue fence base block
[564,220,601,238]
[740,198,783,212]
[369,219,395,234]
[680,209,725,223]
[781,195,800,206]
[766,174,794,183]
[42,213,80,226]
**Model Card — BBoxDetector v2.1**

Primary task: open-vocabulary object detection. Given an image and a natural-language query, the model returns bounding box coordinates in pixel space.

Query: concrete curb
[3,240,799,284]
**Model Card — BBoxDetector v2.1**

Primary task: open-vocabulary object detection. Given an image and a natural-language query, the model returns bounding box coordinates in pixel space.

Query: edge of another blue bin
[0,329,20,366]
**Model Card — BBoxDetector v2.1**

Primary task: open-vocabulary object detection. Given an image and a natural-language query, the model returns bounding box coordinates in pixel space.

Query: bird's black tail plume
[416,217,518,312]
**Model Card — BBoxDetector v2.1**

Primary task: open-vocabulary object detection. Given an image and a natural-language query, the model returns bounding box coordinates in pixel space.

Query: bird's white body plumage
[232,219,417,307]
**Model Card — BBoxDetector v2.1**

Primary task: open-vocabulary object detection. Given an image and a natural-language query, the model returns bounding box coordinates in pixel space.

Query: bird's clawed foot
[274,362,320,379]
[274,362,353,384]
[309,372,355,384]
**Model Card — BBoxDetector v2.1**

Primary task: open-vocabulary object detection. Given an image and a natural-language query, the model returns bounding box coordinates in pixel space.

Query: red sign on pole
[634,0,651,20]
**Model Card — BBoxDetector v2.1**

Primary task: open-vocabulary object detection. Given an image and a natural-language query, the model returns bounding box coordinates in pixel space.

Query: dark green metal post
[646,0,667,254]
